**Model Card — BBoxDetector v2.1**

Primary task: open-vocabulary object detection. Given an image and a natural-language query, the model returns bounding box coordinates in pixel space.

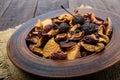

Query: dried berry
[81,23,97,35]
[59,23,70,33]
[51,51,67,60]
[72,15,85,25]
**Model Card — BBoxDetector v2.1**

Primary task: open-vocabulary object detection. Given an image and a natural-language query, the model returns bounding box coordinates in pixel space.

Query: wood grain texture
[0,0,12,17]
[35,0,69,16]
[0,0,38,30]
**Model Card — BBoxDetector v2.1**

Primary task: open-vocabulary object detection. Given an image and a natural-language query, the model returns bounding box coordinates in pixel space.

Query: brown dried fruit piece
[104,17,112,36]
[81,42,105,52]
[91,13,103,25]
[42,19,52,28]
[67,44,81,60]
[51,51,67,60]
[43,38,61,58]
[32,19,43,34]
[82,34,98,44]
[98,25,110,44]
[60,41,76,48]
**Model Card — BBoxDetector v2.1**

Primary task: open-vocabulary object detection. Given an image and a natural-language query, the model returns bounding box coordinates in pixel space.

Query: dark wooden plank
[0,0,38,30]
[0,0,12,17]
[35,0,69,16]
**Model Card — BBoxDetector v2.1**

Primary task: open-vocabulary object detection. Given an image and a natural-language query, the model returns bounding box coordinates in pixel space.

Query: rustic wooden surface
[1,0,120,80]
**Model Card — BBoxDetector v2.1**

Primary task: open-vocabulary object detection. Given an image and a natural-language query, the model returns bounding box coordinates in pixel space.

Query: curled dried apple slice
[81,42,105,53]
[98,25,110,44]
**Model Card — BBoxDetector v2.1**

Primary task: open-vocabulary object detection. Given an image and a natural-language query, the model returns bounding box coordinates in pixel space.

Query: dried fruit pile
[26,10,112,60]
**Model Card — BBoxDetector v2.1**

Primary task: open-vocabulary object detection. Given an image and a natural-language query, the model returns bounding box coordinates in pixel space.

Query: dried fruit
[67,44,81,60]
[43,38,61,58]
[59,22,70,33]
[51,51,67,60]
[72,15,85,25]
[26,9,112,60]
[81,42,105,52]
[81,23,97,35]
[60,41,76,48]
[82,34,98,44]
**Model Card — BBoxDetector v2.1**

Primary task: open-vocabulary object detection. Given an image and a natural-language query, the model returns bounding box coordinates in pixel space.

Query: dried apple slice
[67,44,81,60]
[43,38,61,58]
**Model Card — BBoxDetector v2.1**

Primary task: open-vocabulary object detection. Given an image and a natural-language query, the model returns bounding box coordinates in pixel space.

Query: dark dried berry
[59,23,70,33]
[51,51,67,60]
[72,15,85,25]
[81,23,97,35]
[82,35,98,44]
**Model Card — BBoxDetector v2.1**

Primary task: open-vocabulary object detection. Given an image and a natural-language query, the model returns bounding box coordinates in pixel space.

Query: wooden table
[0,0,120,80]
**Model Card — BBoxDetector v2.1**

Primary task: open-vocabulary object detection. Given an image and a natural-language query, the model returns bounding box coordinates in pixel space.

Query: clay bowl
[7,8,120,78]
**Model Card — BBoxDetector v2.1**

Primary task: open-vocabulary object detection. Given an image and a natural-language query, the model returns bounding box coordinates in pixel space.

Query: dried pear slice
[81,42,104,52]
[42,19,52,28]
[43,38,61,58]
[67,44,81,60]
[105,17,112,36]
[98,25,110,43]
[34,19,43,28]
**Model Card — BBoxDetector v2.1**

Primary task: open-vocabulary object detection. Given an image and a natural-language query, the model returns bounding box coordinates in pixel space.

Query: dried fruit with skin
[32,19,43,35]
[69,32,83,40]
[81,42,105,52]
[47,29,59,37]
[98,25,110,44]
[42,19,52,28]
[104,17,112,36]
[82,34,98,44]
[67,44,81,60]
[69,24,80,31]
[91,13,103,25]
[58,14,73,21]
[51,51,67,60]
[60,41,76,48]
[55,33,67,42]
[43,38,61,58]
